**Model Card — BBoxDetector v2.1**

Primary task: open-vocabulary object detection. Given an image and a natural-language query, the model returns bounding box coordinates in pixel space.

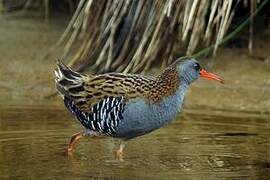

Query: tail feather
[54,60,88,99]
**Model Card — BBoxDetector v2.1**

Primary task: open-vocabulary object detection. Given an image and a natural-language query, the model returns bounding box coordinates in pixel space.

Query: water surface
[0,105,270,179]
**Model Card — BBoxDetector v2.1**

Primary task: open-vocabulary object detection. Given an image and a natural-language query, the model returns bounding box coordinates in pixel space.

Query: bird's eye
[194,63,201,71]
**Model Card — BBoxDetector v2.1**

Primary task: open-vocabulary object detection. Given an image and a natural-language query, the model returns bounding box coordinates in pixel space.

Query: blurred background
[0,0,270,179]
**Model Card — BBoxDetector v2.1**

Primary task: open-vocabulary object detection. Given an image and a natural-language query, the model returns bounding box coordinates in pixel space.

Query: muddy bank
[0,13,269,116]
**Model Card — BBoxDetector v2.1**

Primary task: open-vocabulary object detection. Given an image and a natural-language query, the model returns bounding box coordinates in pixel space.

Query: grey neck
[175,81,189,109]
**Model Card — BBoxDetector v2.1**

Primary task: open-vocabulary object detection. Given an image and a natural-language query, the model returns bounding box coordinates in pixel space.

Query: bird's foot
[67,147,75,156]
[116,143,125,161]
[67,131,85,155]
[116,149,124,161]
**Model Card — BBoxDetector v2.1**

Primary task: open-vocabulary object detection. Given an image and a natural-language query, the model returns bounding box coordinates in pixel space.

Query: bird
[54,57,224,158]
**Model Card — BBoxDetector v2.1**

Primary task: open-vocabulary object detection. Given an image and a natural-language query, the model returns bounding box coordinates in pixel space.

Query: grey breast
[116,88,186,139]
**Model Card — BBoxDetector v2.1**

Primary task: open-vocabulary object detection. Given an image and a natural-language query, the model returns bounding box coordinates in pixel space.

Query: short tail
[54,60,87,99]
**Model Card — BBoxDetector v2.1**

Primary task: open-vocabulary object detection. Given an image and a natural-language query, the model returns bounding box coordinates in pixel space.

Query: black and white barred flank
[64,96,126,136]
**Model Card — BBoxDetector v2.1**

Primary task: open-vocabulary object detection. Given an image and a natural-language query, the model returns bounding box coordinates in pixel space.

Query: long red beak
[199,69,224,83]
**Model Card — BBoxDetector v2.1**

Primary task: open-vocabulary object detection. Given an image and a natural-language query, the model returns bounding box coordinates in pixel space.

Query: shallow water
[0,105,270,180]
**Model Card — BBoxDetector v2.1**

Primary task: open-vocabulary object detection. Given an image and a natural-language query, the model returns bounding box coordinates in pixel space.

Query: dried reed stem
[46,0,261,73]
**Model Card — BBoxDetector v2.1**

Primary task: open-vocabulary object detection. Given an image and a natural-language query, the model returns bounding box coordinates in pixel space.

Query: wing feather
[55,61,156,112]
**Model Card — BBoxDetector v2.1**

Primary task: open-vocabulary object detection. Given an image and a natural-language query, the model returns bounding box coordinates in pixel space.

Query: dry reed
[45,0,261,73]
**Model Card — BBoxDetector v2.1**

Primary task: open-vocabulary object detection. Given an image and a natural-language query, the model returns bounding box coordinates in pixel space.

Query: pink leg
[67,131,85,154]
[116,142,125,160]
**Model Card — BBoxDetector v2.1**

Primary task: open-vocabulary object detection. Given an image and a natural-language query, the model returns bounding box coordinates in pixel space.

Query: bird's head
[176,57,224,85]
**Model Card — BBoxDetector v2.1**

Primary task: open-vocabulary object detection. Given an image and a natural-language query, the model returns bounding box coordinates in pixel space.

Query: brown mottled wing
[55,61,156,112]
[70,73,156,112]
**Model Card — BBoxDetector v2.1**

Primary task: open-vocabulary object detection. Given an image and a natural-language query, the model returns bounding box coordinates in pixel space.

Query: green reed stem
[192,0,269,58]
